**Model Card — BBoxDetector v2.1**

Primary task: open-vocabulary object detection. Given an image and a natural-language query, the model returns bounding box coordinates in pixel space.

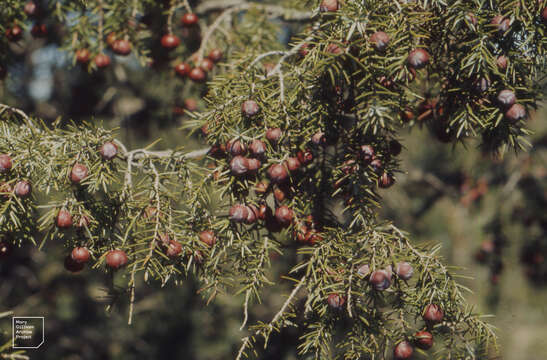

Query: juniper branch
[236,275,307,359]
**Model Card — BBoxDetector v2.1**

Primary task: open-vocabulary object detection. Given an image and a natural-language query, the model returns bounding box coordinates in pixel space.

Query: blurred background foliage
[0,0,546,359]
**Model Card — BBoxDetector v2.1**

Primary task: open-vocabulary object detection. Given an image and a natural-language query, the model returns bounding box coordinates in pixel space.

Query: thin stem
[98,0,104,52]
[0,104,31,122]
[249,50,286,68]
[167,0,176,33]
[123,152,134,195]
[0,311,13,319]
[125,147,210,160]
[1,355,30,360]
[261,25,318,113]
[128,262,138,325]
[346,271,353,318]
[194,2,317,62]
[235,337,250,360]
[196,1,316,21]
[141,160,162,272]
[182,0,192,13]
[113,139,128,154]
[172,0,192,13]
[235,275,307,359]
[240,290,250,330]
[194,6,240,62]
[239,236,269,330]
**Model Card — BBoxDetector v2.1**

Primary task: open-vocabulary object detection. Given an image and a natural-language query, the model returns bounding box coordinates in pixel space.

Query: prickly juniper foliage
[0,0,546,358]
